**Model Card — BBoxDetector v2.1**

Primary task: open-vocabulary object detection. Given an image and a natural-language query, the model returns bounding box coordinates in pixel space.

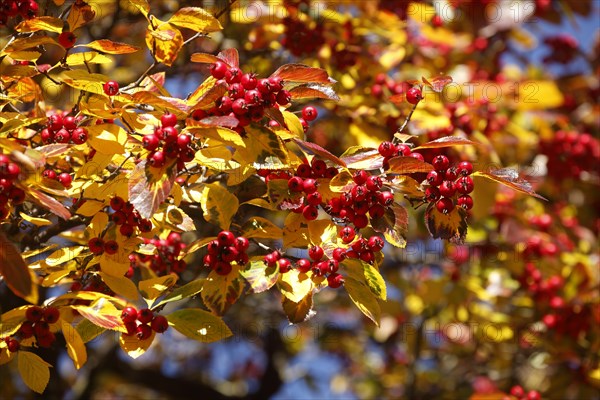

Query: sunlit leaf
[424,202,468,244]
[167,308,232,342]
[473,169,547,200]
[289,84,340,101]
[76,39,141,54]
[26,188,71,220]
[241,217,283,239]
[67,1,96,30]
[271,64,331,83]
[15,16,63,33]
[387,156,434,174]
[282,292,315,323]
[154,279,204,308]
[199,183,239,230]
[119,331,155,359]
[292,138,346,167]
[201,266,243,316]
[241,261,279,294]
[278,269,313,303]
[340,147,382,170]
[371,204,408,248]
[18,352,51,394]
[344,277,381,326]
[129,159,177,220]
[413,136,478,150]
[99,272,139,301]
[168,7,222,33]
[145,20,183,66]
[61,321,87,370]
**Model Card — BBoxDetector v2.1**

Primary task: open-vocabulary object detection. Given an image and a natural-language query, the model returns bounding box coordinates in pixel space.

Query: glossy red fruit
[288,176,304,192]
[432,155,450,171]
[332,248,347,262]
[327,273,344,288]
[210,61,228,79]
[306,191,322,206]
[457,161,473,176]
[439,181,456,198]
[217,230,236,246]
[378,141,395,158]
[278,258,292,273]
[308,245,324,261]
[456,176,474,194]
[457,194,473,210]
[149,151,166,168]
[276,90,291,105]
[340,226,356,243]
[25,306,44,322]
[72,127,88,144]
[161,113,177,127]
[151,315,169,333]
[89,237,104,254]
[268,76,283,91]
[110,196,125,211]
[43,307,60,324]
[436,197,455,214]
[42,169,57,180]
[121,306,138,323]
[235,236,250,252]
[6,339,20,352]
[368,236,385,252]
[302,178,318,194]
[137,324,153,340]
[54,128,70,143]
[302,106,318,121]
[225,67,242,84]
[526,390,541,400]
[63,116,77,131]
[58,31,77,49]
[406,87,422,104]
[103,80,119,96]
[137,308,154,324]
[104,240,119,255]
[425,187,441,202]
[302,205,319,220]
[296,258,312,273]
[58,173,72,188]
[352,170,369,185]
[510,385,525,398]
[378,191,394,206]
[215,261,233,275]
[142,134,160,151]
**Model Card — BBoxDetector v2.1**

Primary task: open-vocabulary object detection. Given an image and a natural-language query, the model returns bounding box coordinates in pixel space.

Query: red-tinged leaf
[371,203,408,248]
[389,94,405,105]
[425,202,468,244]
[131,91,189,118]
[26,188,71,220]
[76,40,140,54]
[71,305,124,330]
[128,159,177,220]
[240,261,280,294]
[292,138,346,167]
[469,392,512,400]
[288,84,340,101]
[271,64,331,84]
[282,292,315,324]
[35,144,70,159]
[0,232,33,301]
[190,52,222,64]
[263,107,286,128]
[425,74,453,92]
[413,136,478,150]
[340,147,382,170]
[217,48,239,68]
[14,16,63,33]
[473,169,547,200]
[387,156,434,174]
[198,116,239,128]
[187,77,228,110]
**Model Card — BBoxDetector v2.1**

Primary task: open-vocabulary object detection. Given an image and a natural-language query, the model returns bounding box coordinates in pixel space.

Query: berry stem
[392,102,419,144]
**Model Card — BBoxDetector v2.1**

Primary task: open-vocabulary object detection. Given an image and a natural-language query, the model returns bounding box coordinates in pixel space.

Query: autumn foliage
[0,0,598,398]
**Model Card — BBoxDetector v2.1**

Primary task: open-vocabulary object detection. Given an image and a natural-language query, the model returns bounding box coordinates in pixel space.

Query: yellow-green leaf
[168,7,222,33]
[201,266,243,316]
[99,272,139,301]
[61,321,87,370]
[344,277,381,326]
[344,259,387,301]
[18,351,51,394]
[138,274,178,303]
[278,269,313,303]
[240,261,279,294]
[199,183,239,230]
[153,278,204,308]
[119,331,155,359]
[167,308,232,343]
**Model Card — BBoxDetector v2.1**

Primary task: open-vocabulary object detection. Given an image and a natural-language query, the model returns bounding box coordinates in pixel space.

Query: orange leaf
[473,169,547,200]
[76,39,140,54]
[340,147,382,170]
[414,136,478,150]
[292,138,346,167]
[190,52,222,64]
[371,204,408,248]
[26,188,71,220]
[217,48,239,68]
[145,21,183,67]
[66,1,96,31]
[288,84,339,101]
[271,64,331,83]
[387,156,434,174]
[425,203,468,244]
[128,159,177,220]
[0,232,33,301]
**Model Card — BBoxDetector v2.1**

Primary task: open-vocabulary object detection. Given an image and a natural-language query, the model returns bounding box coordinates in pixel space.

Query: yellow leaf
[201,266,243,316]
[167,308,232,343]
[66,1,96,31]
[199,183,239,230]
[61,69,107,95]
[75,318,106,343]
[41,270,71,287]
[283,212,310,248]
[119,331,155,359]
[14,16,63,33]
[75,199,105,217]
[19,212,52,226]
[45,246,85,267]
[61,321,87,370]
[282,111,305,138]
[168,7,222,33]
[99,272,139,301]
[18,351,51,394]
[241,217,282,240]
[138,274,178,303]
[344,259,387,301]
[344,277,381,325]
[128,0,149,16]
[240,260,279,294]
[76,39,140,54]
[71,300,125,331]
[86,123,127,155]
[186,126,245,147]
[278,269,313,303]
[65,51,113,66]
[153,279,204,308]
[145,20,183,67]
[515,81,564,110]
[234,125,289,172]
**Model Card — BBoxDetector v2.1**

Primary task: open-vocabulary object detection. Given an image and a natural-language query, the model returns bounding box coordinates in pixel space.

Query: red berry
[215,261,232,275]
[240,73,258,90]
[6,339,20,352]
[340,226,356,243]
[296,258,312,273]
[439,180,456,197]
[225,67,242,84]
[221,246,239,262]
[299,118,308,133]
[149,151,166,168]
[327,273,344,288]
[410,152,424,161]
[332,248,347,262]
[311,159,327,177]
[19,321,34,338]
[296,163,312,178]
[217,230,236,246]
[378,141,395,158]
[235,236,250,252]
[369,204,385,219]
[43,307,60,324]
[104,240,119,255]
[58,31,77,49]
[276,90,291,105]
[368,236,385,252]
[151,315,169,333]
[54,128,70,143]
[302,106,318,121]
[9,187,25,205]
[302,178,318,194]
[161,113,177,127]
[42,169,57,180]
[306,191,322,206]
[527,391,541,400]
[71,127,88,144]
[302,205,319,220]
[268,76,283,91]
[308,245,324,261]
[510,385,525,398]
[366,175,383,192]
[57,173,72,188]
[110,196,125,211]
[432,155,450,171]
[210,61,228,79]
[456,176,474,194]
[425,187,441,202]
[137,308,154,324]
[25,306,43,322]
[406,87,422,104]
[136,324,153,340]
[396,144,411,156]
[352,170,369,185]
[378,191,394,206]
[278,258,291,273]
[121,307,138,323]
[457,161,473,176]
[89,237,104,254]
[103,80,119,96]
[63,116,77,131]
[288,176,304,192]
[436,197,454,214]
[457,194,473,210]
[142,134,160,151]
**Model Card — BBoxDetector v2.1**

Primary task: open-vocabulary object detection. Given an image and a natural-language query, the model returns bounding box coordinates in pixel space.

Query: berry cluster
[109,196,153,236]
[132,233,187,276]
[42,168,73,189]
[0,154,24,220]
[542,34,578,64]
[0,0,38,25]
[142,113,194,170]
[40,113,88,145]
[285,158,339,220]
[296,245,344,288]
[337,230,385,264]
[121,307,168,340]
[263,250,292,273]
[378,140,425,169]
[281,16,325,57]
[540,131,599,180]
[192,61,292,132]
[424,156,474,214]
[9,306,60,350]
[324,170,391,229]
[509,385,541,400]
[88,236,119,256]
[202,231,250,275]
